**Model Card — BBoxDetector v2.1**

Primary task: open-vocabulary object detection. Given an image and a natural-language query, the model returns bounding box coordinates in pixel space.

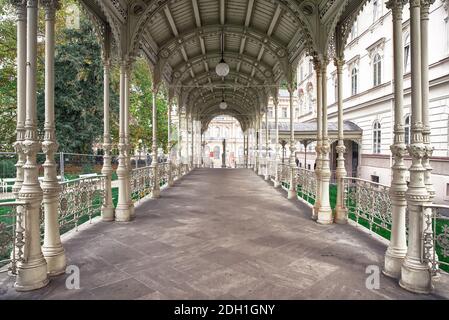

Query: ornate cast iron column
[400,0,432,294]
[167,97,174,187]
[12,0,26,200]
[334,56,348,224]
[264,110,269,180]
[41,0,66,276]
[115,59,133,222]
[312,57,322,220]
[177,104,182,166]
[16,0,49,291]
[101,32,114,222]
[151,84,161,198]
[273,97,280,188]
[384,0,408,279]
[317,57,333,225]
[287,85,296,200]
[255,116,260,173]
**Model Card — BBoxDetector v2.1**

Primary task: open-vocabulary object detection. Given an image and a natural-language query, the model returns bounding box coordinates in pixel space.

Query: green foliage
[0,0,18,150]
[1,0,169,155]
[129,57,168,153]
[37,16,119,153]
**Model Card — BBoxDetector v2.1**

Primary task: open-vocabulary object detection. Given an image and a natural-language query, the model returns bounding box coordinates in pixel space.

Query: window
[373,0,379,22]
[333,74,338,102]
[373,54,382,86]
[282,108,288,118]
[404,114,411,145]
[308,60,313,75]
[404,33,410,72]
[215,127,220,137]
[351,68,358,95]
[371,175,380,183]
[214,146,220,159]
[350,22,358,40]
[373,121,381,154]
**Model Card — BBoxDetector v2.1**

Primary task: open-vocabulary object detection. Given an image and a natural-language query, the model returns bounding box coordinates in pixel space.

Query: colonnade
[9,0,436,294]
[243,0,435,294]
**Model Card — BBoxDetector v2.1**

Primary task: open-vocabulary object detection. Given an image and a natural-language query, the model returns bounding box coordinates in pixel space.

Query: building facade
[203,116,244,168]
[295,0,449,203]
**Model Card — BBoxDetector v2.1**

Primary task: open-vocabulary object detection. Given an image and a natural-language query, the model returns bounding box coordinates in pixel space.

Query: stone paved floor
[1,168,448,300]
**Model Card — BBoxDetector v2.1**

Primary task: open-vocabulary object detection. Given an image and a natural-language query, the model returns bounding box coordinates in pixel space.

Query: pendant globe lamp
[219,89,227,110]
[216,29,229,77]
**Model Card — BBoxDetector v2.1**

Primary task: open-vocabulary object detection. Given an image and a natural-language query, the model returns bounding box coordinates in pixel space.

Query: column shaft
[41,0,66,276]
[287,87,296,199]
[115,62,133,222]
[13,1,26,198]
[151,87,160,198]
[400,0,432,294]
[384,0,408,279]
[101,54,114,221]
[334,58,348,224]
[274,99,280,187]
[313,58,322,220]
[16,0,49,291]
[317,58,333,224]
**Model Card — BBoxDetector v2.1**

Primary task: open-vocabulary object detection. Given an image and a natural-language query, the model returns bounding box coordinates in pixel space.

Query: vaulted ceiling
[80,0,371,131]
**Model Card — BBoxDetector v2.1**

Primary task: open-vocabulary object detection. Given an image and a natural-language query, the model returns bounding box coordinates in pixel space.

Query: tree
[129,57,168,155]
[36,11,119,153]
[0,0,18,150]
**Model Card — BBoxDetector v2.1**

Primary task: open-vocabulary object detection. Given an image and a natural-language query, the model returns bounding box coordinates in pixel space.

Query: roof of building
[268,120,362,133]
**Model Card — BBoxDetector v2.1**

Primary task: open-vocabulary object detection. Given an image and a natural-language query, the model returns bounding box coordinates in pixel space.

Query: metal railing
[278,163,290,190]
[58,175,106,234]
[342,177,392,237]
[0,202,26,274]
[422,204,449,275]
[267,159,277,180]
[131,166,153,202]
[295,167,317,206]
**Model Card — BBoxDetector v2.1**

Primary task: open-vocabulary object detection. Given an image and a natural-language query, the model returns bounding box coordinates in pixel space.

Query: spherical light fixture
[219,100,227,110]
[216,28,229,77]
[216,59,230,77]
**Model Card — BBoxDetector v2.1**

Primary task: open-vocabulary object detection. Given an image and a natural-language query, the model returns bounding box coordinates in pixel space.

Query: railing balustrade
[0,202,26,274]
[131,166,153,202]
[278,163,290,190]
[342,177,392,239]
[267,159,277,181]
[295,167,317,206]
[422,204,449,275]
[58,175,106,233]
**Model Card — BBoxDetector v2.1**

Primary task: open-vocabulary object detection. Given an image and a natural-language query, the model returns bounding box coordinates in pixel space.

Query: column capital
[333,57,345,71]
[409,0,421,8]
[11,0,27,19]
[420,0,435,16]
[386,0,407,12]
[41,0,60,12]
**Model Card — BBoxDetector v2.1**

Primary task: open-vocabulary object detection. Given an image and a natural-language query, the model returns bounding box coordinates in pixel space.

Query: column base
[14,258,49,292]
[101,206,115,222]
[115,205,133,222]
[317,208,333,225]
[264,174,269,181]
[399,257,432,294]
[42,247,67,276]
[334,207,348,224]
[287,188,296,199]
[383,249,406,279]
[151,188,160,199]
[273,180,280,188]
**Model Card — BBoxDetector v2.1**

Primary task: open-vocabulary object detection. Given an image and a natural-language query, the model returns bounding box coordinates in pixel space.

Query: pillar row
[15,0,49,291]
[41,0,66,276]
[384,0,408,279]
